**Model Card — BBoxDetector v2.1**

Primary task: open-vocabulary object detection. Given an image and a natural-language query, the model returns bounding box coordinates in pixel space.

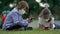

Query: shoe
[26,27,33,30]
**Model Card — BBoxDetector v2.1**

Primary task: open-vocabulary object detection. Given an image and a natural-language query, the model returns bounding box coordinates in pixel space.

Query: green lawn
[0,17,60,34]
[0,28,60,34]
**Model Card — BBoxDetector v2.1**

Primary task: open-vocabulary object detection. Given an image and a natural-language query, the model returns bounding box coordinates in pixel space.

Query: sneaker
[26,27,33,30]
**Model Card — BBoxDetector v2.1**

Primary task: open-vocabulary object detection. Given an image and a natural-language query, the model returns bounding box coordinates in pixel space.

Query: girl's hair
[39,7,53,17]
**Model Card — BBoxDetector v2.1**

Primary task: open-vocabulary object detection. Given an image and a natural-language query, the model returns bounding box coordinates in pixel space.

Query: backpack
[2,14,7,25]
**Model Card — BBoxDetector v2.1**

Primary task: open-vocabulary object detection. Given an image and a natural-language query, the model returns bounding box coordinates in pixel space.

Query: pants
[54,23,60,29]
[6,24,28,30]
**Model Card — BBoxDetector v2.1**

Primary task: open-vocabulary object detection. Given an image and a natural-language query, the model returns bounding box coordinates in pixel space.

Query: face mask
[19,9,26,15]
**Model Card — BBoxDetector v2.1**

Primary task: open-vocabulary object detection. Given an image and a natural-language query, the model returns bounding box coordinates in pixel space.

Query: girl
[38,7,55,30]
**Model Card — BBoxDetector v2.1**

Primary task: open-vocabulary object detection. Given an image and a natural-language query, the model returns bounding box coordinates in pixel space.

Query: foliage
[0,0,60,20]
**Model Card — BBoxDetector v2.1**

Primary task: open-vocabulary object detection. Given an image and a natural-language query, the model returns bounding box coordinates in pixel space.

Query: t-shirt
[38,17,55,28]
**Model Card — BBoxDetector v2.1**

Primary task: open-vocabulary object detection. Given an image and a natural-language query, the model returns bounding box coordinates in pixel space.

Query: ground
[0,18,60,34]
[0,28,60,34]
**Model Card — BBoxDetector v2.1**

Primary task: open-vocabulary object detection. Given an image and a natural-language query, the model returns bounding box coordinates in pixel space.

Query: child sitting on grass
[38,7,55,30]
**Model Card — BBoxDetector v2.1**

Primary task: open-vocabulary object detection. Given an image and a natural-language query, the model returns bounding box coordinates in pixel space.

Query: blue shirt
[2,8,28,30]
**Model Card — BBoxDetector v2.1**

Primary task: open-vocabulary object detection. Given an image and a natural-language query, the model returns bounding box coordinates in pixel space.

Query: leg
[54,23,60,29]
[6,24,28,30]
[6,25,23,30]
[39,24,45,30]
[23,24,33,30]
[23,24,28,30]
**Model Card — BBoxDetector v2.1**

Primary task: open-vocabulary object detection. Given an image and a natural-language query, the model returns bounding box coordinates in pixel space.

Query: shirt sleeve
[11,12,28,26]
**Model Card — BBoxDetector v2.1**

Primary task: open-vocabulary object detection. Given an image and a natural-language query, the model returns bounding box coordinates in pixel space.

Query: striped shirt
[2,8,28,30]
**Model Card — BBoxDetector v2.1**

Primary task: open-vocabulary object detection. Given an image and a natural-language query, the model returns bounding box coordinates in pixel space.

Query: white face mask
[19,9,26,15]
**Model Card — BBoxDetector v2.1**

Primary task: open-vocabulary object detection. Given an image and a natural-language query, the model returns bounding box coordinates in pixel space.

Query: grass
[0,17,60,34]
[0,28,60,34]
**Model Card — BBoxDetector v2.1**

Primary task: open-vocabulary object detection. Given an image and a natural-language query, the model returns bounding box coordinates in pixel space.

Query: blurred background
[0,0,60,20]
